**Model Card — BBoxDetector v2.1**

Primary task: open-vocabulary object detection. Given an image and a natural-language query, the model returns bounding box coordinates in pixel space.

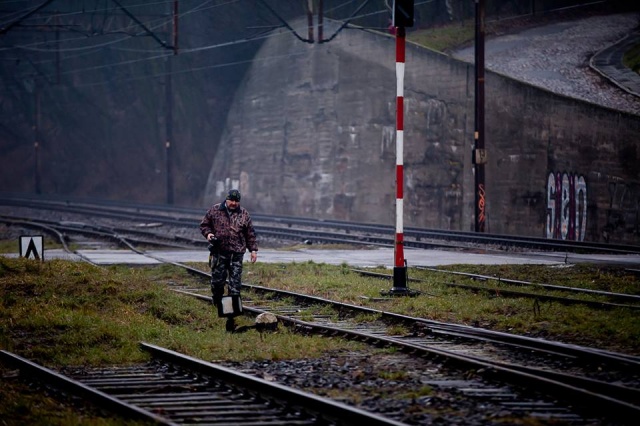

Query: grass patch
[2,256,639,424]
[0,238,64,254]
[243,261,640,355]
[0,258,363,364]
[0,239,19,253]
[408,20,475,52]
[0,257,365,424]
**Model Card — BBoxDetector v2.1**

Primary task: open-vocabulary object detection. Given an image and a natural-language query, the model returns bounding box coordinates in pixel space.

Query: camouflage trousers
[210,251,244,305]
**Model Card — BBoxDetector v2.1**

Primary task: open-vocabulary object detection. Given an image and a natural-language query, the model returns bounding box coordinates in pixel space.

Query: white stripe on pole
[396,199,403,233]
[396,63,404,96]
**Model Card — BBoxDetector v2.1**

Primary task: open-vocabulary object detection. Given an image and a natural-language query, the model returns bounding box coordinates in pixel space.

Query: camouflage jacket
[199,202,258,254]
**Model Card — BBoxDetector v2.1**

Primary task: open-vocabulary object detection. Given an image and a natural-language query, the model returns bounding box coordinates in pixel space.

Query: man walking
[200,189,258,331]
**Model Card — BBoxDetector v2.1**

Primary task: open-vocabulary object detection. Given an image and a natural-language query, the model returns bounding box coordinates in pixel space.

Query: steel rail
[0,350,177,425]
[179,282,640,376]
[140,343,408,426]
[175,289,640,423]
[11,213,635,311]
[0,217,100,265]
[1,205,633,260]
[4,213,638,368]
[3,194,640,255]
[0,215,191,250]
[4,217,638,422]
[417,266,640,303]
[243,283,640,367]
[176,267,640,368]
[351,268,640,310]
[1,346,408,426]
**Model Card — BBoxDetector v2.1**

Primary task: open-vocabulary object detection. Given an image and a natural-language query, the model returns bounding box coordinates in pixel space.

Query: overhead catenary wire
[0,0,220,28]
[0,29,305,93]
[0,0,55,35]
[1,0,390,81]
[52,28,294,75]
[1,1,605,90]
[0,0,229,53]
[256,0,312,43]
[0,1,436,92]
[0,0,293,74]
[0,0,226,61]
[1,0,344,87]
[320,0,372,43]
[0,0,263,86]
[2,0,378,55]
[73,49,309,88]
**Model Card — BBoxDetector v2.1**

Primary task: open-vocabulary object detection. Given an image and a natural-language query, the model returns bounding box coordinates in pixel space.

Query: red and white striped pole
[392,26,408,293]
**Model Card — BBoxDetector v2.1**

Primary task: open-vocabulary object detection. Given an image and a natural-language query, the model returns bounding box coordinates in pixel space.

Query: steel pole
[474,0,486,232]
[34,82,41,194]
[392,26,408,293]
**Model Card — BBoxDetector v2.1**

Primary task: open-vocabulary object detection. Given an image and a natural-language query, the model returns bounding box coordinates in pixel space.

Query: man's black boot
[212,294,223,310]
[225,317,236,332]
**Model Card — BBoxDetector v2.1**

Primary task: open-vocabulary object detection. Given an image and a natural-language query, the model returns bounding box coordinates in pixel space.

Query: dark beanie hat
[226,189,241,201]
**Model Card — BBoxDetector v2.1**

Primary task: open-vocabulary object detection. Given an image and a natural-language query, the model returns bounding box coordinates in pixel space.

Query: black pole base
[380,287,420,297]
[380,266,420,297]
[393,266,407,289]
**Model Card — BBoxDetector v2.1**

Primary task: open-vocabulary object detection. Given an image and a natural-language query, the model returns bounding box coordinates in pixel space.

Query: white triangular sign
[19,236,44,261]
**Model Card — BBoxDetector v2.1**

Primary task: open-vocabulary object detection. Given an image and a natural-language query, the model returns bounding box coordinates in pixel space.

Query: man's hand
[250,251,257,263]
[207,233,215,241]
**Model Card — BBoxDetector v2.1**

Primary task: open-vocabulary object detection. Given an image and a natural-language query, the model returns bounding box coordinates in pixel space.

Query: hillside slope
[450,12,640,115]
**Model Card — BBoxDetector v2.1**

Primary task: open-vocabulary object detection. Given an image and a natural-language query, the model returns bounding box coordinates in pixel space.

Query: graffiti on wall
[604,180,640,239]
[546,171,587,241]
[477,183,486,232]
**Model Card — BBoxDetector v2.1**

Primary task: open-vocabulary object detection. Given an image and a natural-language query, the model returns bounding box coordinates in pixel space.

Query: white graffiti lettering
[546,172,587,241]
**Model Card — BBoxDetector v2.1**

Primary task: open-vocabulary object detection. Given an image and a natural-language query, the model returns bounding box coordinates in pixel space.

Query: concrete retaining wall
[204,20,640,244]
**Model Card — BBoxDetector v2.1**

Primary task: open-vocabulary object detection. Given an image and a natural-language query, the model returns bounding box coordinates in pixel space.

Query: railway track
[353,268,640,311]
[0,345,406,426]
[3,212,638,311]
[2,196,639,423]
[3,266,637,424]
[3,203,639,313]
[3,193,640,255]
[170,279,640,424]
[3,203,639,339]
